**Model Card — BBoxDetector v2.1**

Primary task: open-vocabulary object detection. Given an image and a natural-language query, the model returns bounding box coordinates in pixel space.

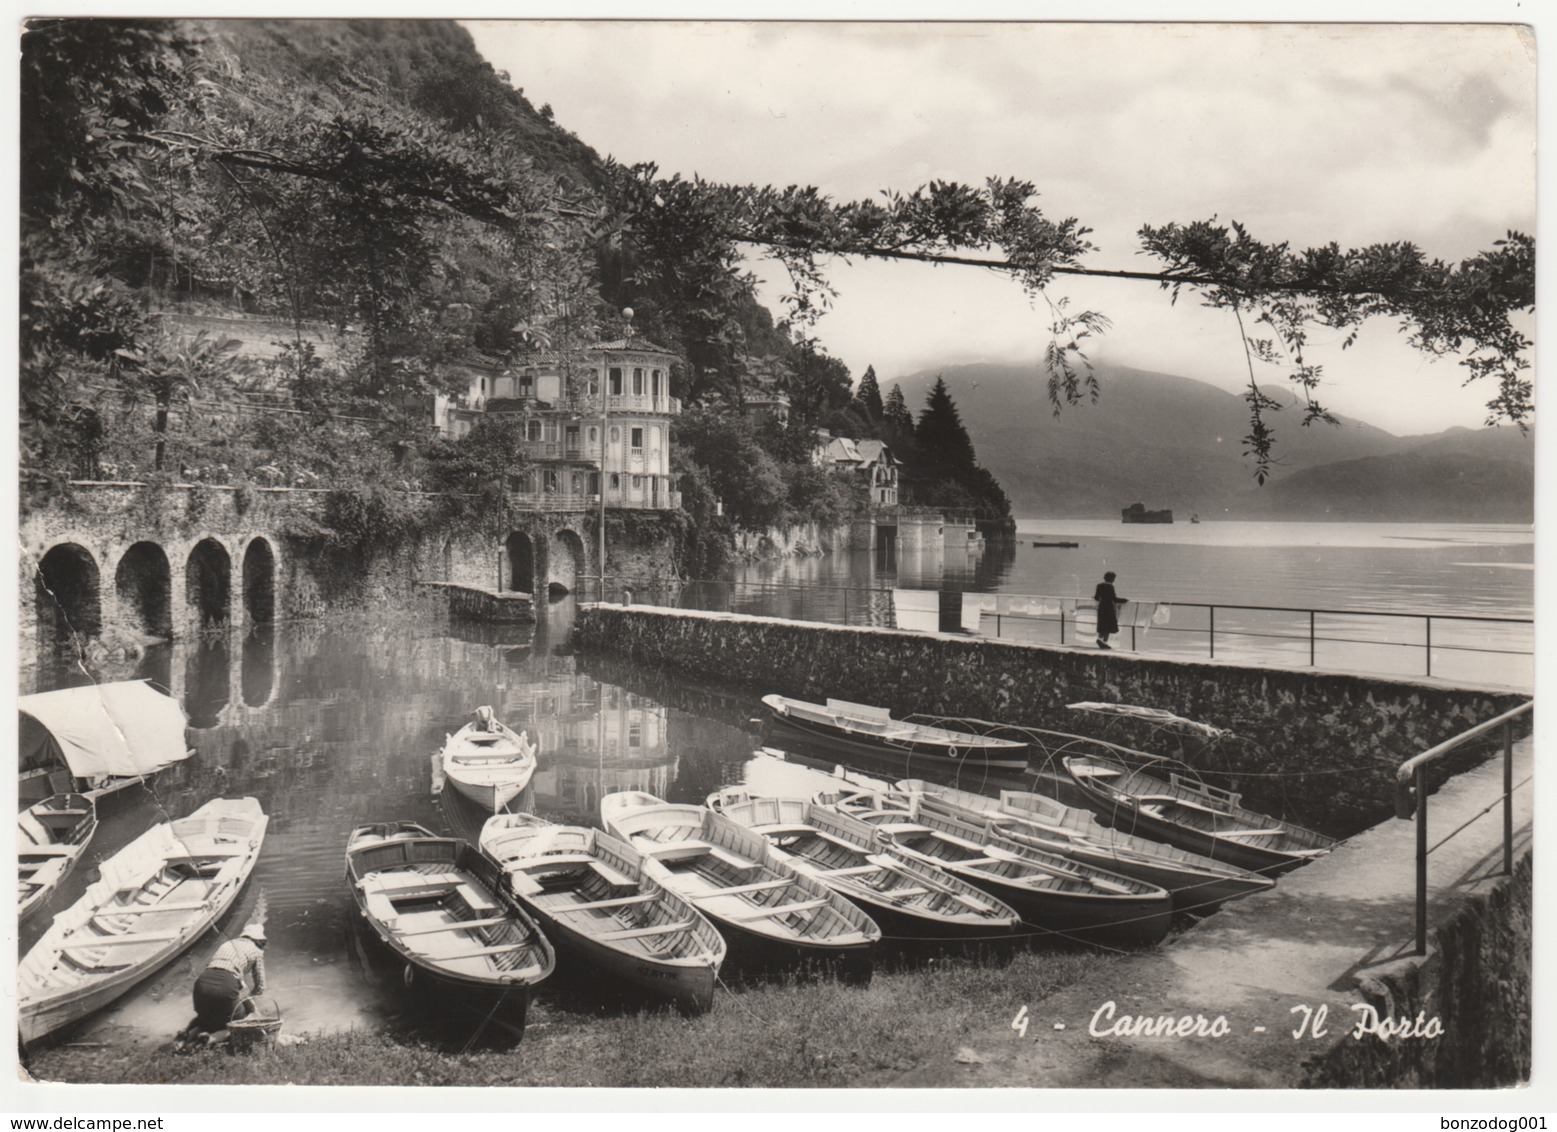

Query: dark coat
[1093,582,1125,636]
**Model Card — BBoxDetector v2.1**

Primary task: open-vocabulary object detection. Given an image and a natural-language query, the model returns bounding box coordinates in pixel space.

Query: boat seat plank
[18,846,76,857]
[561,893,657,912]
[884,886,929,898]
[438,941,535,961]
[589,860,637,888]
[92,899,212,916]
[594,918,697,942]
[955,857,1000,867]
[817,863,880,877]
[705,845,762,871]
[1071,765,1122,778]
[455,883,498,913]
[715,877,793,896]
[517,853,599,871]
[641,840,713,863]
[66,929,185,946]
[394,915,514,938]
[733,897,830,921]
[753,823,819,839]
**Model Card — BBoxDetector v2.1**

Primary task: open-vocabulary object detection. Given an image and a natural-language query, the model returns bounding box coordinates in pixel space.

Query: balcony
[502,489,683,513]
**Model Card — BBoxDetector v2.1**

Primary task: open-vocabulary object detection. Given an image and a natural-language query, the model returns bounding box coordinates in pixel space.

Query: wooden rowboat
[709,791,1020,943]
[1062,754,1338,876]
[761,694,1030,769]
[895,779,1275,911]
[480,813,726,1014]
[19,797,267,1044]
[19,793,99,923]
[440,708,538,812]
[599,791,880,980]
[820,788,1174,948]
[346,821,555,1036]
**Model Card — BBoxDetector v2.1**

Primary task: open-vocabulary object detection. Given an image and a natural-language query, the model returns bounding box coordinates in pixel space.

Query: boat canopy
[19,681,191,780]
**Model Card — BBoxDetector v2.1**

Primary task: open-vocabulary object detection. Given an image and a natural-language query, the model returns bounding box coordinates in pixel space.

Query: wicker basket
[227,995,282,1053]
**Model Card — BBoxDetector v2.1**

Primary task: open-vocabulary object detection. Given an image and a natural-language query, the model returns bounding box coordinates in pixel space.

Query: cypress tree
[883,382,915,437]
[852,364,884,421]
[916,376,976,470]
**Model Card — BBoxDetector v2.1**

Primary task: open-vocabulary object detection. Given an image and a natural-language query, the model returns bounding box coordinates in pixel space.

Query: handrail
[1394,700,1531,955]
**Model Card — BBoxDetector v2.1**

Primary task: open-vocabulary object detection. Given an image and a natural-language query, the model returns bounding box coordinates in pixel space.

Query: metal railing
[601,578,1532,684]
[1394,701,1532,955]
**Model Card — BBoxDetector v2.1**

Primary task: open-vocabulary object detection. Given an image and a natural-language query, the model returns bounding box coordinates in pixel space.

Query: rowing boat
[19,681,192,805]
[19,793,98,923]
[440,707,538,812]
[709,791,1020,943]
[480,813,726,1014]
[761,694,1030,769]
[820,788,1174,948]
[1062,754,1338,875]
[599,791,879,980]
[895,779,1275,909]
[19,797,267,1044]
[345,821,555,1036]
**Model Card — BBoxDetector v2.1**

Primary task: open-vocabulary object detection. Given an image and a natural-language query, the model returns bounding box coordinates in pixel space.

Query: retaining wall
[573,606,1529,837]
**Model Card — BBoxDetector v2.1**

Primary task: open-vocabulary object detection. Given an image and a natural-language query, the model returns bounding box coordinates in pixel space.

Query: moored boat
[19,793,99,923]
[345,821,555,1036]
[820,788,1174,948]
[440,707,538,812]
[895,779,1275,910]
[19,797,268,1044]
[710,791,1020,943]
[1063,754,1339,875]
[761,694,1030,769]
[19,681,193,805]
[480,813,726,1014]
[600,791,880,980]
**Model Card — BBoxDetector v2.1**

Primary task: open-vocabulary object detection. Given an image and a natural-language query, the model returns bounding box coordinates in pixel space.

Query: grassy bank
[27,948,1114,1088]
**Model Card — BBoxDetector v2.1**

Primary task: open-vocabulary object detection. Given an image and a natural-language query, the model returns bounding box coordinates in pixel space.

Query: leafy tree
[673,408,789,530]
[852,364,884,422]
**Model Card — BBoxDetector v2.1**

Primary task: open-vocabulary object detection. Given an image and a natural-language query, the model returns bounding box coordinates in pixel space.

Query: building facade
[442,339,683,514]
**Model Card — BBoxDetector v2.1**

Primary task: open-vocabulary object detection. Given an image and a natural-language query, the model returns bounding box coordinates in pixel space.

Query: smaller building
[814,434,899,507]
[743,392,791,428]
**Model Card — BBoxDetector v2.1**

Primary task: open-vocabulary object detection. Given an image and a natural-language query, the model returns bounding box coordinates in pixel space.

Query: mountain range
[889,363,1534,522]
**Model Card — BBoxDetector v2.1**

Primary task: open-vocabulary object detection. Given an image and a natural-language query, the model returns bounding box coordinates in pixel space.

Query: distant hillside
[889,362,1532,521]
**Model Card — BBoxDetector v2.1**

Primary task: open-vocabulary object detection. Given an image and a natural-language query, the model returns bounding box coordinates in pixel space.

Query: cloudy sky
[466,20,1535,437]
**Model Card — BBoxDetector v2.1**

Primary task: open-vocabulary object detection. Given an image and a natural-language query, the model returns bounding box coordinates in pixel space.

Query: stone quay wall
[573,605,1530,837]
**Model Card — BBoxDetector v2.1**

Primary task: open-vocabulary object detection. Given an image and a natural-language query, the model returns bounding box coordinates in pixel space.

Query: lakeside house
[813,433,900,508]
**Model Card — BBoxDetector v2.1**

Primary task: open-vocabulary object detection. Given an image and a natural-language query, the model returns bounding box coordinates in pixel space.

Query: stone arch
[241,537,276,624]
[35,543,101,655]
[504,532,534,594]
[115,541,173,639]
[548,528,586,596]
[185,538,233,629]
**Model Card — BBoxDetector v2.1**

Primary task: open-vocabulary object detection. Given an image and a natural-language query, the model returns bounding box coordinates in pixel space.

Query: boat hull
[764,701,1029,770]
[527,909,718,1014]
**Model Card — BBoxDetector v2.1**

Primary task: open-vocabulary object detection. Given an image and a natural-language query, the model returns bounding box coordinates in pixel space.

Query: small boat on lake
[761,694,1030,770]
[19,793,99,923]
[19,797,267,1044]
[709,790,1020,944]
[440,707,538,812]
[820,788,1174,948]
[345,821,555,1036]
[19,681,192,806]
[600,791,880,980]
[1063,754,1339,876]
[894,779,1275,911]
[480,813,725,1014]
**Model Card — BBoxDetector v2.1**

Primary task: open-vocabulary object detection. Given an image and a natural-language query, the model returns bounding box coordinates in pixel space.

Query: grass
[27,947,1114,1088]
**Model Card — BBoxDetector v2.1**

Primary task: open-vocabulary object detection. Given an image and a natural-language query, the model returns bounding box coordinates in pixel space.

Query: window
[609,367,623,395]
[480,377,487,396]
[586,375,598,397]
[519,376,534,396]
[610,426,620,443]
[652,369,662,396]
[631,427,644,451]
[629,723,642,748]
[610,473,620,489]
[633,367,644,395]
[588,426,598,442]
[527,419,542,441]
[632,475,642,489]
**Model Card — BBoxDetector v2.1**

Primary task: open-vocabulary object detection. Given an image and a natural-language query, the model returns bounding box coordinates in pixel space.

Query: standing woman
[1093,571,1126,650]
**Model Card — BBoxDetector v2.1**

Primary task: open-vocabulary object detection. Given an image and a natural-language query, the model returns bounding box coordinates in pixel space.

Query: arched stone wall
[35,543,102,657]
[504,532,535,594]
[242,537,277,624]
[549,528,586,595]
[185,538,233,629]
[115,541,173,639]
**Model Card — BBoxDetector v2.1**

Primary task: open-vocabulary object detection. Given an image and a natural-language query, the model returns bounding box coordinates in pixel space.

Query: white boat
[894,779,1275,911]
[19,793,99,923]
[440,707,538,812]
[600,791,880,979]
[19,681,192,805]
[762,694,1030,769]
[709,791,1021,943]
[19,797,268,1044]
[480,813,726,1014]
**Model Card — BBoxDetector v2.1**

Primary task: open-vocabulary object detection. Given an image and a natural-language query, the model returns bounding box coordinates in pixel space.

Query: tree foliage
[852,364,884,422]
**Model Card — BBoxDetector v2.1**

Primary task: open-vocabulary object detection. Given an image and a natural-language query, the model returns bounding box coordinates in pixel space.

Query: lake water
[19,520,1533,1049]
[714,520,1534,688]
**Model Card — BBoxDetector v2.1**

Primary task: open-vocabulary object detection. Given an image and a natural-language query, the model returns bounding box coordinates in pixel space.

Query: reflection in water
[241,627,276,708]
[183,637,230,729]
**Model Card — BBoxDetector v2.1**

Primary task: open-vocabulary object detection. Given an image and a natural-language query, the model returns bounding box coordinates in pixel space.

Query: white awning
[19,680,191,780]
